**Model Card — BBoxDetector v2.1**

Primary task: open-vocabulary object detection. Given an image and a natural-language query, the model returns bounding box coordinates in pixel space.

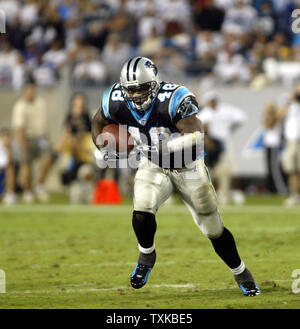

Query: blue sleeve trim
[169,86,194,120]
[181,106,199,119]
[102,85,114,119]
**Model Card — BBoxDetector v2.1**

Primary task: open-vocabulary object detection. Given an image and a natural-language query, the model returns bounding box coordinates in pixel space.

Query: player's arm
[92,84,119,151]
[164,98,204,154]
[91,109,111,150]
[154,98,205,168]
[176,113,204,134]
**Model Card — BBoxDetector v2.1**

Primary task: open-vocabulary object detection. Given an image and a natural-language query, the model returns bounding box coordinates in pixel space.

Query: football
[102,124,134,153]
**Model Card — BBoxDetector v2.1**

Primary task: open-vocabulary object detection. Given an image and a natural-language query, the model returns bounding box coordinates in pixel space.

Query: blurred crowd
[1,0,300,89]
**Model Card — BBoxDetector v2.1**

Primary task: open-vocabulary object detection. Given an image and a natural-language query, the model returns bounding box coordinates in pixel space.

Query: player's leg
[173,161,260,296]
[131,166,173,289]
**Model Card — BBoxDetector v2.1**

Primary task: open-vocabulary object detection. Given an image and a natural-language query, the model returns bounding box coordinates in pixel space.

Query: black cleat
[239,281,261,296]
[130,250,156,289]
[234,268,261,296]
[131,263,153,289]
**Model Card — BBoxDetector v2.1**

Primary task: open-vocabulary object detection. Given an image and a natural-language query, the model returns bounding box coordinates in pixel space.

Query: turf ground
[0,195,299,309]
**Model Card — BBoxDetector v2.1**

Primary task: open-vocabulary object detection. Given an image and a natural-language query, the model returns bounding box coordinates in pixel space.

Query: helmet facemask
[121,81,159,112]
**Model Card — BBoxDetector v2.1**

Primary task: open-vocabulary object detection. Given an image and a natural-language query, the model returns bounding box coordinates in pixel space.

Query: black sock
[132,211,157,249]
[210,227,242,269]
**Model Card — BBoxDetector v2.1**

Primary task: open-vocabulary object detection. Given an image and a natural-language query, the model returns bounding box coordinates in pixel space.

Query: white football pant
[133,157,224,239]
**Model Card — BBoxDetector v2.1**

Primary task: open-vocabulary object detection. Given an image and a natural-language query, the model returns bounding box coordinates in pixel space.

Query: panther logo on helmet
[144,60,158,76]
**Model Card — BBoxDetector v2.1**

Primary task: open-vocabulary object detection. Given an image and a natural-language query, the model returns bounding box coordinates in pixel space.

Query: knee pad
[191,182,218,215]
[134,184,158,214]
[198,211,224,239]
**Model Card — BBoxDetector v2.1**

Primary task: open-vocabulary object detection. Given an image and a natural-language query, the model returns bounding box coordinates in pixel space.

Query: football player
[92,57,260,296]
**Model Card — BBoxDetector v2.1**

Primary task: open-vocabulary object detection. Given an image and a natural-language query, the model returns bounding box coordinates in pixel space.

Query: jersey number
[157,84,177,103]
[111,90,124,102]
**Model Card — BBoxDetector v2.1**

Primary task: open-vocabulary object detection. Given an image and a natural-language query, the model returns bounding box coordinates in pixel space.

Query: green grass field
[0,195,299,309]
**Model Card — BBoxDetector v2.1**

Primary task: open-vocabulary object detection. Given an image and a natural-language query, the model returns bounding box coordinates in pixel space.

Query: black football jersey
[100,81,199,150]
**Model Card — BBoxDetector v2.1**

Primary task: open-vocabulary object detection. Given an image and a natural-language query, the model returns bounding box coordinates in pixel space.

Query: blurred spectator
[58,0,78,22]
[107,0,138,47]
[82,1,113,52]
[43,39,67,72]
[0,38,20,87]
[11,81,53,203]
[274,0,295,40]
[223,0,258,35]
[137,0,164,41]
[197,90,247,204]
[72,47,107,87]
[193,0,225,32]
[214,0,235,9]
[277,85,300,206]
[28,3,65,51]
[0,128,17,205]
[32,52,57,87]
[138,26,163,58]
[7,15,31,51]
[271,0,293,14]
[12,53,27,90]
[23,37,38,70]
[69,163,95,204]
[255,0,276,37]
[195,30,221,60]
[56,92,94,192]
[19,0,39,29]
[214,45,251,83]
[263,49,300,85]
[102,33,131,84]
[0,0,20,24]
[157,20,192,80]
[193,30,223,75]
[125,0,150,18]
[67,36,87,63]
[155,0,191,30]
[0,37,27,90]
[262,102,288,194]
